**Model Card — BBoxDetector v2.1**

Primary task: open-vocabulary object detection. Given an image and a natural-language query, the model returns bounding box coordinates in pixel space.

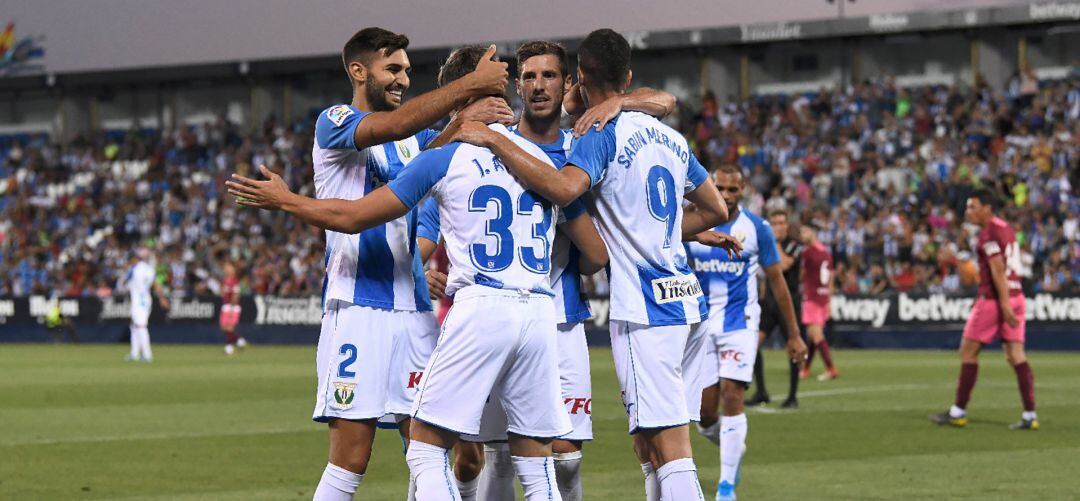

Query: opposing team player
[747,209,806,409]
[229,45,609,501]
[219,263,248,356]
[241,27,509,501]
[931,190,1038,430]
[438,40,677,501]
[119,247,169,362]
[445,29,740,500]
[799,222,838,381]
[687,165,805,501]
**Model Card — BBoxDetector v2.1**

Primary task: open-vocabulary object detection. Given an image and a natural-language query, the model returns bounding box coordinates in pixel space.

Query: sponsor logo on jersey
[407,371,423,389]
[719,349,744,362]
[651,275,703,304]
[693,259,747,275]
[564,397,592,415]
[397,142,412,160]
[332,382,356,409]
[325,105,354,127]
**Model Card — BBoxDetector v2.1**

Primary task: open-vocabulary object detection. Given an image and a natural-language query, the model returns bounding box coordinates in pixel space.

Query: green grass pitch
[2,343,1078,500]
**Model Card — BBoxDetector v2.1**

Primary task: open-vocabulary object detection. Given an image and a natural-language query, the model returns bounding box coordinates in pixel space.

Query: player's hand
[448,120,497,148]
[693,230,743,258]
[467,45,509,96]
[456,96,516,126]
[563,82,586,117]
[159,298,171,310]
[573,94,625,136]
[787,336,808,366]
[425,269,448,300]
[1002,305,1020,328]
[227,165,292,210]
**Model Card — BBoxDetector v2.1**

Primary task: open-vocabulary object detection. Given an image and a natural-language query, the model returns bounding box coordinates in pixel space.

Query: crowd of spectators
[1,72,1078,298]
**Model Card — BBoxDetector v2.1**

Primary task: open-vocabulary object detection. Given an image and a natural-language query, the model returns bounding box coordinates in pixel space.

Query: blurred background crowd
[2,72,1078,298]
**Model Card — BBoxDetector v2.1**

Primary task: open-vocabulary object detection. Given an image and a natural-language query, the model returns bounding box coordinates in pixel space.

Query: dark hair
[577,29,631,90]
[970,189,996,210]
[767,208,789,220]
[714,164,743,178]
[516,41,569,78]
[342,27,409,70]
[438,45,492,88]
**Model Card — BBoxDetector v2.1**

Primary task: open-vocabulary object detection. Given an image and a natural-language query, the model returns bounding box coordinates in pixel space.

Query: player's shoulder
[318,104,364,127]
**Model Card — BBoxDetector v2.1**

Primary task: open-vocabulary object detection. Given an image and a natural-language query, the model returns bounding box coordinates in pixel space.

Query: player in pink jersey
[931,190,1038,430]
[219,263,248,356]
[799,221,839,381]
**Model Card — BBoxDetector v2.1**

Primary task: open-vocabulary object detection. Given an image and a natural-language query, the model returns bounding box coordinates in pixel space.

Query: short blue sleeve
[416,128,441,150]
[685,153,709,192]
[315,105,369,150]
[387,143,459,209]
[417,197,441,243]
[566,122,617,188]
[757,218,781,268]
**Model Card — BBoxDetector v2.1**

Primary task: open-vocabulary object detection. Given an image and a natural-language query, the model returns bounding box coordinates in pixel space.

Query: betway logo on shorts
[899,294,975,323]
[254,295,322,325]
[831,296,891,328]
[693,259,746,275]
[651,275,703,304]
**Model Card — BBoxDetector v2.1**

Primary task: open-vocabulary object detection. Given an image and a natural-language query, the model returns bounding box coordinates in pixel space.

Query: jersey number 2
[468,185,552,274]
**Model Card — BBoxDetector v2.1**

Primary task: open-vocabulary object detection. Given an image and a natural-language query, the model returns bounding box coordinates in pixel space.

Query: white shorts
[462,321,593,443]
[131,307,150,328]
[702,327,758,386]
[313,300,438,422]
[412,287,570,439]
[610,320,692,433]
[683,321,710,422]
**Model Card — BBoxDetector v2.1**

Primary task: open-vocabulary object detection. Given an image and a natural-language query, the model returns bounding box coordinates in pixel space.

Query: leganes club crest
[332,382,356,409]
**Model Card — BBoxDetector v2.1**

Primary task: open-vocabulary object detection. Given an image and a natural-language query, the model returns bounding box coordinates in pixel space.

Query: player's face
[224,264,235,278]
[713,171,743,215]
[770,214,789,240]
[364,49,411,112]
[965,198,988,225]
[517,54,569,122]
[800,225,814,244]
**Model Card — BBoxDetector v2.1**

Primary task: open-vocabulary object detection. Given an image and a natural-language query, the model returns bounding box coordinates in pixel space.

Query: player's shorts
[219,304,241,329]
[386,311,439,418]
[962,295,1026,344]
[312,300,437,423]
[411,286,570,439]
[461,321,594,443]
[610,320,692,433]
[801,300,830,327]
[683,320,710,422]
[703,327,758,387]
[131,307,150,327]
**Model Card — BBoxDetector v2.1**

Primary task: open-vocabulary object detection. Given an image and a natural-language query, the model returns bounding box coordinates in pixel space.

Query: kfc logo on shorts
[407,371,424,389]
[720,349,744,362]
[564,397,592,415]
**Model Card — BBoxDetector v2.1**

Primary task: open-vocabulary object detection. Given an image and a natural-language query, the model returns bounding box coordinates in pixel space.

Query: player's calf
[552,439,583,501]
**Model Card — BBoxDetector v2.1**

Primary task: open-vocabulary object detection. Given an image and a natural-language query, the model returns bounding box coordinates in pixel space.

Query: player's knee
[454,444,484,480]
[721,389,745,415]
[331,453,370,475]
[552,439,582,454]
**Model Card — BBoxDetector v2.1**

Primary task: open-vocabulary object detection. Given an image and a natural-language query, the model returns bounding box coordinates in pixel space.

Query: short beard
[365,78,398,112]
[522,101,561,130]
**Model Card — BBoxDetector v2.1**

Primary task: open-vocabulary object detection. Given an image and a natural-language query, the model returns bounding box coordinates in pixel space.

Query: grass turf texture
[2,344,1077,500]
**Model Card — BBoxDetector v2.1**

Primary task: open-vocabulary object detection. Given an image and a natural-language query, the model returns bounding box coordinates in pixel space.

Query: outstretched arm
[354,45,508,150]
[682,181,728,238]
[558,212,609,276]
[227,166,409,234]
[573,87,677,136]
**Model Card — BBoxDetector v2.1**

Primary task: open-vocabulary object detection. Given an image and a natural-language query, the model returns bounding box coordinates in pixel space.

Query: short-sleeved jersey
[221,276,241,305]
[567,111,709,326]
[977,216,1023,298]
[126,261,156,310]
[686,208,780,333]
[387,124,559,297]
[313,104,438,312]
[801,242,833,304]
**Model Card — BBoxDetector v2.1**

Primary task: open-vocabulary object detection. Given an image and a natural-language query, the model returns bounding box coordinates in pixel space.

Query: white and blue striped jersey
[567,111,710,326]
[388,124,561,297]
[685,208,780,333]
[313,104,438,312]
[124,261,156,311]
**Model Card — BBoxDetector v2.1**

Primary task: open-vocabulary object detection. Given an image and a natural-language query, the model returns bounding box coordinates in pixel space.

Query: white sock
[405,441,459,501]
[720,414,747,485]
[553,451,583,501]
[641,463,660,501]
[949,405,966,418]
[656,458,704,500]
[697,421,721,447]
[312,462,362,501]
[1022,411,1037,421]
[129,326,140,359]
[137,327,153,360]
[406,475,417,501]
[456,476,478,501]
[478,443,515,501]
[511,456,561,501]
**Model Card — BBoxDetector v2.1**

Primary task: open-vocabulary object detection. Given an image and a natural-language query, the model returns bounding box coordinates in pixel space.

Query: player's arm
[986,251,1020,327]
[152,279,170,309]
[416,197,441,263]
[424,97,516,150]
[451,121,591,207]
[558,205,609,275]
[353,46,508,149]
[681,152,729,238]
[777,243,796,271]
[572,87,677,136]
[766,263,806,362]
